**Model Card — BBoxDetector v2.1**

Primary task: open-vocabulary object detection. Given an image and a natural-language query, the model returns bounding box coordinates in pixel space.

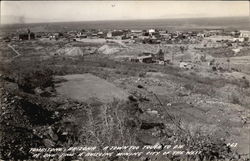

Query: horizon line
[1,15,249,26]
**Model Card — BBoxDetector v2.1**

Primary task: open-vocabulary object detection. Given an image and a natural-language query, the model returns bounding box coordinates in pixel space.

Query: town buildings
[239,30,250,41]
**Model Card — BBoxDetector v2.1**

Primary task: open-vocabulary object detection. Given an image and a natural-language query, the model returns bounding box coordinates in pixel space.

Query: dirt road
[8,44,21,59]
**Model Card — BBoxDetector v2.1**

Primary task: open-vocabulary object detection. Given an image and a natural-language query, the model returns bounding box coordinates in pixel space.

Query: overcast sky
[1,1,249,24]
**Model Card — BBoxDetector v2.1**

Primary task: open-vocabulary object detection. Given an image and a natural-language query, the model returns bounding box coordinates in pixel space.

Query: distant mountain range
[1,15,49,25]
[1,14,249,25]
[0,16,249,32]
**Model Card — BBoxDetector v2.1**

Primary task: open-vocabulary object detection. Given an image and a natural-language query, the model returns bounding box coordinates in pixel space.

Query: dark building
[19,32,35,40]
[107,30,125,38]
[138,55,153,63]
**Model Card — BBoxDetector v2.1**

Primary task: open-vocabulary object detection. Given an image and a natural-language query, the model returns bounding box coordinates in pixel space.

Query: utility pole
[27,28,31,40]
[227,57,230,71]
[172,52,174,63]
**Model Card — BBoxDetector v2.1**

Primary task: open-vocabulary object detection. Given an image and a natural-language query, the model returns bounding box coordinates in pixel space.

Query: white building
[240,30,250,38]
[179,62,193,69]
[148,29,156,36]
[106,32,112,38]
[232,37,244,42]
[148,29,155,33]
[131,30,142,33]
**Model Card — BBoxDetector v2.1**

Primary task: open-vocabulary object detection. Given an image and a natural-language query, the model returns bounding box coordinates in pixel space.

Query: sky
[1,1,249,24]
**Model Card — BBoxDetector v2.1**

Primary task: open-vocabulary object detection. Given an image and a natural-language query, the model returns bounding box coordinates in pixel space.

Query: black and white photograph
[0,1,250,160]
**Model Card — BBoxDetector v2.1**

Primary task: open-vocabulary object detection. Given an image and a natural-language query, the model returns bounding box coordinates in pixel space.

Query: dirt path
[8,44,21,59]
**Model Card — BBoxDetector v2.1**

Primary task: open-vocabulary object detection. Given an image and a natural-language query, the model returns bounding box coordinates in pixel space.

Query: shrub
[139,72,146,78]
[183,83,194,91]
[17,68,54,93]
[115,70,121,74]
[229,93,241,105]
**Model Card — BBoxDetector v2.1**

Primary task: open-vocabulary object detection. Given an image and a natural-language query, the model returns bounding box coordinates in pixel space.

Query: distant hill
[1,15,30,24]
[1,16,249,33]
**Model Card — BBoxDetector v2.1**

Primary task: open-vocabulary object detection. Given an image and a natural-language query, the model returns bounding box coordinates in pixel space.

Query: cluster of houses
[101,29,203,44]
[128,48,196,70]
[3,27,250,46]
